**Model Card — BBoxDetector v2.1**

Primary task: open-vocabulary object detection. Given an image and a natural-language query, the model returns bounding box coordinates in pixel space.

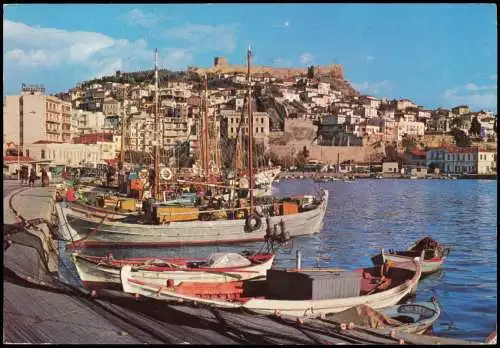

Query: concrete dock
[2,182,483,344]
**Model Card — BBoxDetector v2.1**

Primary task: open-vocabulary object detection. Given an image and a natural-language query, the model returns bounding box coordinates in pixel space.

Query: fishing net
[206,253,252,268]
[412,237,439,252]
[325,304,402,329]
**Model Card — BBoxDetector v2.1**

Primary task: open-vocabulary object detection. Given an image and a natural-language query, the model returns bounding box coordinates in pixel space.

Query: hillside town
[3,56,497,178]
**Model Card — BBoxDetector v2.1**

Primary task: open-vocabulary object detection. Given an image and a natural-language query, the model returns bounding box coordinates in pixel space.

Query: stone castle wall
[193,57,344,80]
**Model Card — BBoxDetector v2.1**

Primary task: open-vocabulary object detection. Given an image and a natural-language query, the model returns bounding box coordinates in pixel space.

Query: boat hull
[120,258,422,317]
[372,252,445,276]
[72,253,275,290]
[56,190,328,247]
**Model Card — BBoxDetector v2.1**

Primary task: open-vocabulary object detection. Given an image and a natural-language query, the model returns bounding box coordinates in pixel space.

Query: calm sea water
[59,178,497,342]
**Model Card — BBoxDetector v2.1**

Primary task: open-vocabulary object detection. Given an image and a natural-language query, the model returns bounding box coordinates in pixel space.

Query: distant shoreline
[277,172,497,180]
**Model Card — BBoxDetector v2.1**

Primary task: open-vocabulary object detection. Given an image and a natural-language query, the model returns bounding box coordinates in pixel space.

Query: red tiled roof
[430,145,479,153]
[411,149,426,157]
[72,133,114,144]
[4,156,35,162]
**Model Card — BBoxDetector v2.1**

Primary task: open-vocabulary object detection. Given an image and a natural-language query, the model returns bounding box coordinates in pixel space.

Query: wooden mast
[203,75,209,177]
[247,46,254,210]
[118,86,127,192]
[153,48,159,199]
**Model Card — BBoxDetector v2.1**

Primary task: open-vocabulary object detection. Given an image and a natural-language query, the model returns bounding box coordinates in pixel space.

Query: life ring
[245,214,262,233]
[160,167,173,181]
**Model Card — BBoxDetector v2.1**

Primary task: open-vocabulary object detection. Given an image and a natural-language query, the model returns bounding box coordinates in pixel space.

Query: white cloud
[443,82,497,110]
[352,80,393,96]
[365,55,375,63]
[488,74,497,81]
[161,48,194,70]
[299,52,314,65]
[284,20,290,27]
[274,57,292,67]
[163,23,238,53]
[3,19,195,84]
[121,9,164,28]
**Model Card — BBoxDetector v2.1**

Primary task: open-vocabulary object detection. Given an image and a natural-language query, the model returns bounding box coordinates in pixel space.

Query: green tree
[307,66,315,79]
[469,116,481,136]
[449,128,472,147]
[401,136,417,153]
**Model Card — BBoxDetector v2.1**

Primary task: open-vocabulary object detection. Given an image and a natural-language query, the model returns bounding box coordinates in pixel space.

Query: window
[467,154,470,161]
[255,128,258,133]
[447,154,450,160]
[261,127,264,133]
[231,127,234,133]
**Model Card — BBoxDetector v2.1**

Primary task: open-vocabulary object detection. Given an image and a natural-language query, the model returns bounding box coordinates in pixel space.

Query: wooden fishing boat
[120,258,422,317]
[72,252,275,290]
[322,299,440,335]
[55,190,328,247]
[371,237,450,276]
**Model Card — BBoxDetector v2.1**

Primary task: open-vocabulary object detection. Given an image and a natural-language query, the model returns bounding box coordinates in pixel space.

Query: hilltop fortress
[189,56,344,80]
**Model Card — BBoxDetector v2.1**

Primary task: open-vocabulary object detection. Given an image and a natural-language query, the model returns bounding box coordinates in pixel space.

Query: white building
[25,141,102,169]
[396,99,418,110]
[477,149,497,174]
[426,146,496,174]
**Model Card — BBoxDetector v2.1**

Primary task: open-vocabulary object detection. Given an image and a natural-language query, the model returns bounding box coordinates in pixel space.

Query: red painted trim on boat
[66,236,265,249]
[426,257,444,263]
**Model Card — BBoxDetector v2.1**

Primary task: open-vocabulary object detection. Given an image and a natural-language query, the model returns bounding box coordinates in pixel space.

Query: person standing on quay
[41,168,49,187]
[29,167,36,187]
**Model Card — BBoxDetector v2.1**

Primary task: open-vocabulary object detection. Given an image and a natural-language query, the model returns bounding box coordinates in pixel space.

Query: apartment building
[71,109,106,135]
[221,109,270,148]
[3,85,72,148]
[161,117,196,150]
[103,98,121,116]
[477,149,497,174]
[426,146,497,174]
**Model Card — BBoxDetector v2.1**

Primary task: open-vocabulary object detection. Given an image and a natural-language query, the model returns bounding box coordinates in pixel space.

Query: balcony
[47,128,60,134]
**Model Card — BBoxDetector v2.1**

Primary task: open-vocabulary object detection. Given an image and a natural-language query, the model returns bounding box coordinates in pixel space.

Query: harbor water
[59,178,497,342]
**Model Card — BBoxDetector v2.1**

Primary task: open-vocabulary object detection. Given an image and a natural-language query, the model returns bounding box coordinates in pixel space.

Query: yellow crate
[119,199,137,211]
[156,206,199,223]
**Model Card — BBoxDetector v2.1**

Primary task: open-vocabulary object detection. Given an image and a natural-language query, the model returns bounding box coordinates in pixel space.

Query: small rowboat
[323,299,440,335]
[371,237,450,276]
[120,258,422,317]
[72,252,275,290]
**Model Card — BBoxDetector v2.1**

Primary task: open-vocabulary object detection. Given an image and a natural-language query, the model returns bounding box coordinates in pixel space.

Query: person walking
[29,167,36,187]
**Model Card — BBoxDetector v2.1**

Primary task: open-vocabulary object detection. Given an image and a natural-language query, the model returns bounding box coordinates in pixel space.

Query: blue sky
[3,4,497,112]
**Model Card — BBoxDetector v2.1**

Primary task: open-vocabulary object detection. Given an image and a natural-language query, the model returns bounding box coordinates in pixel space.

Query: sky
[3,4,497,112]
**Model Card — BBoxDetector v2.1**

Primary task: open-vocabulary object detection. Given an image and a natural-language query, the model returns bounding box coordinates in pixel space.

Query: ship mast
[247,46,254,210]
[153,48,159,199]
[203,75,209,177]
[118,86,127,192]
